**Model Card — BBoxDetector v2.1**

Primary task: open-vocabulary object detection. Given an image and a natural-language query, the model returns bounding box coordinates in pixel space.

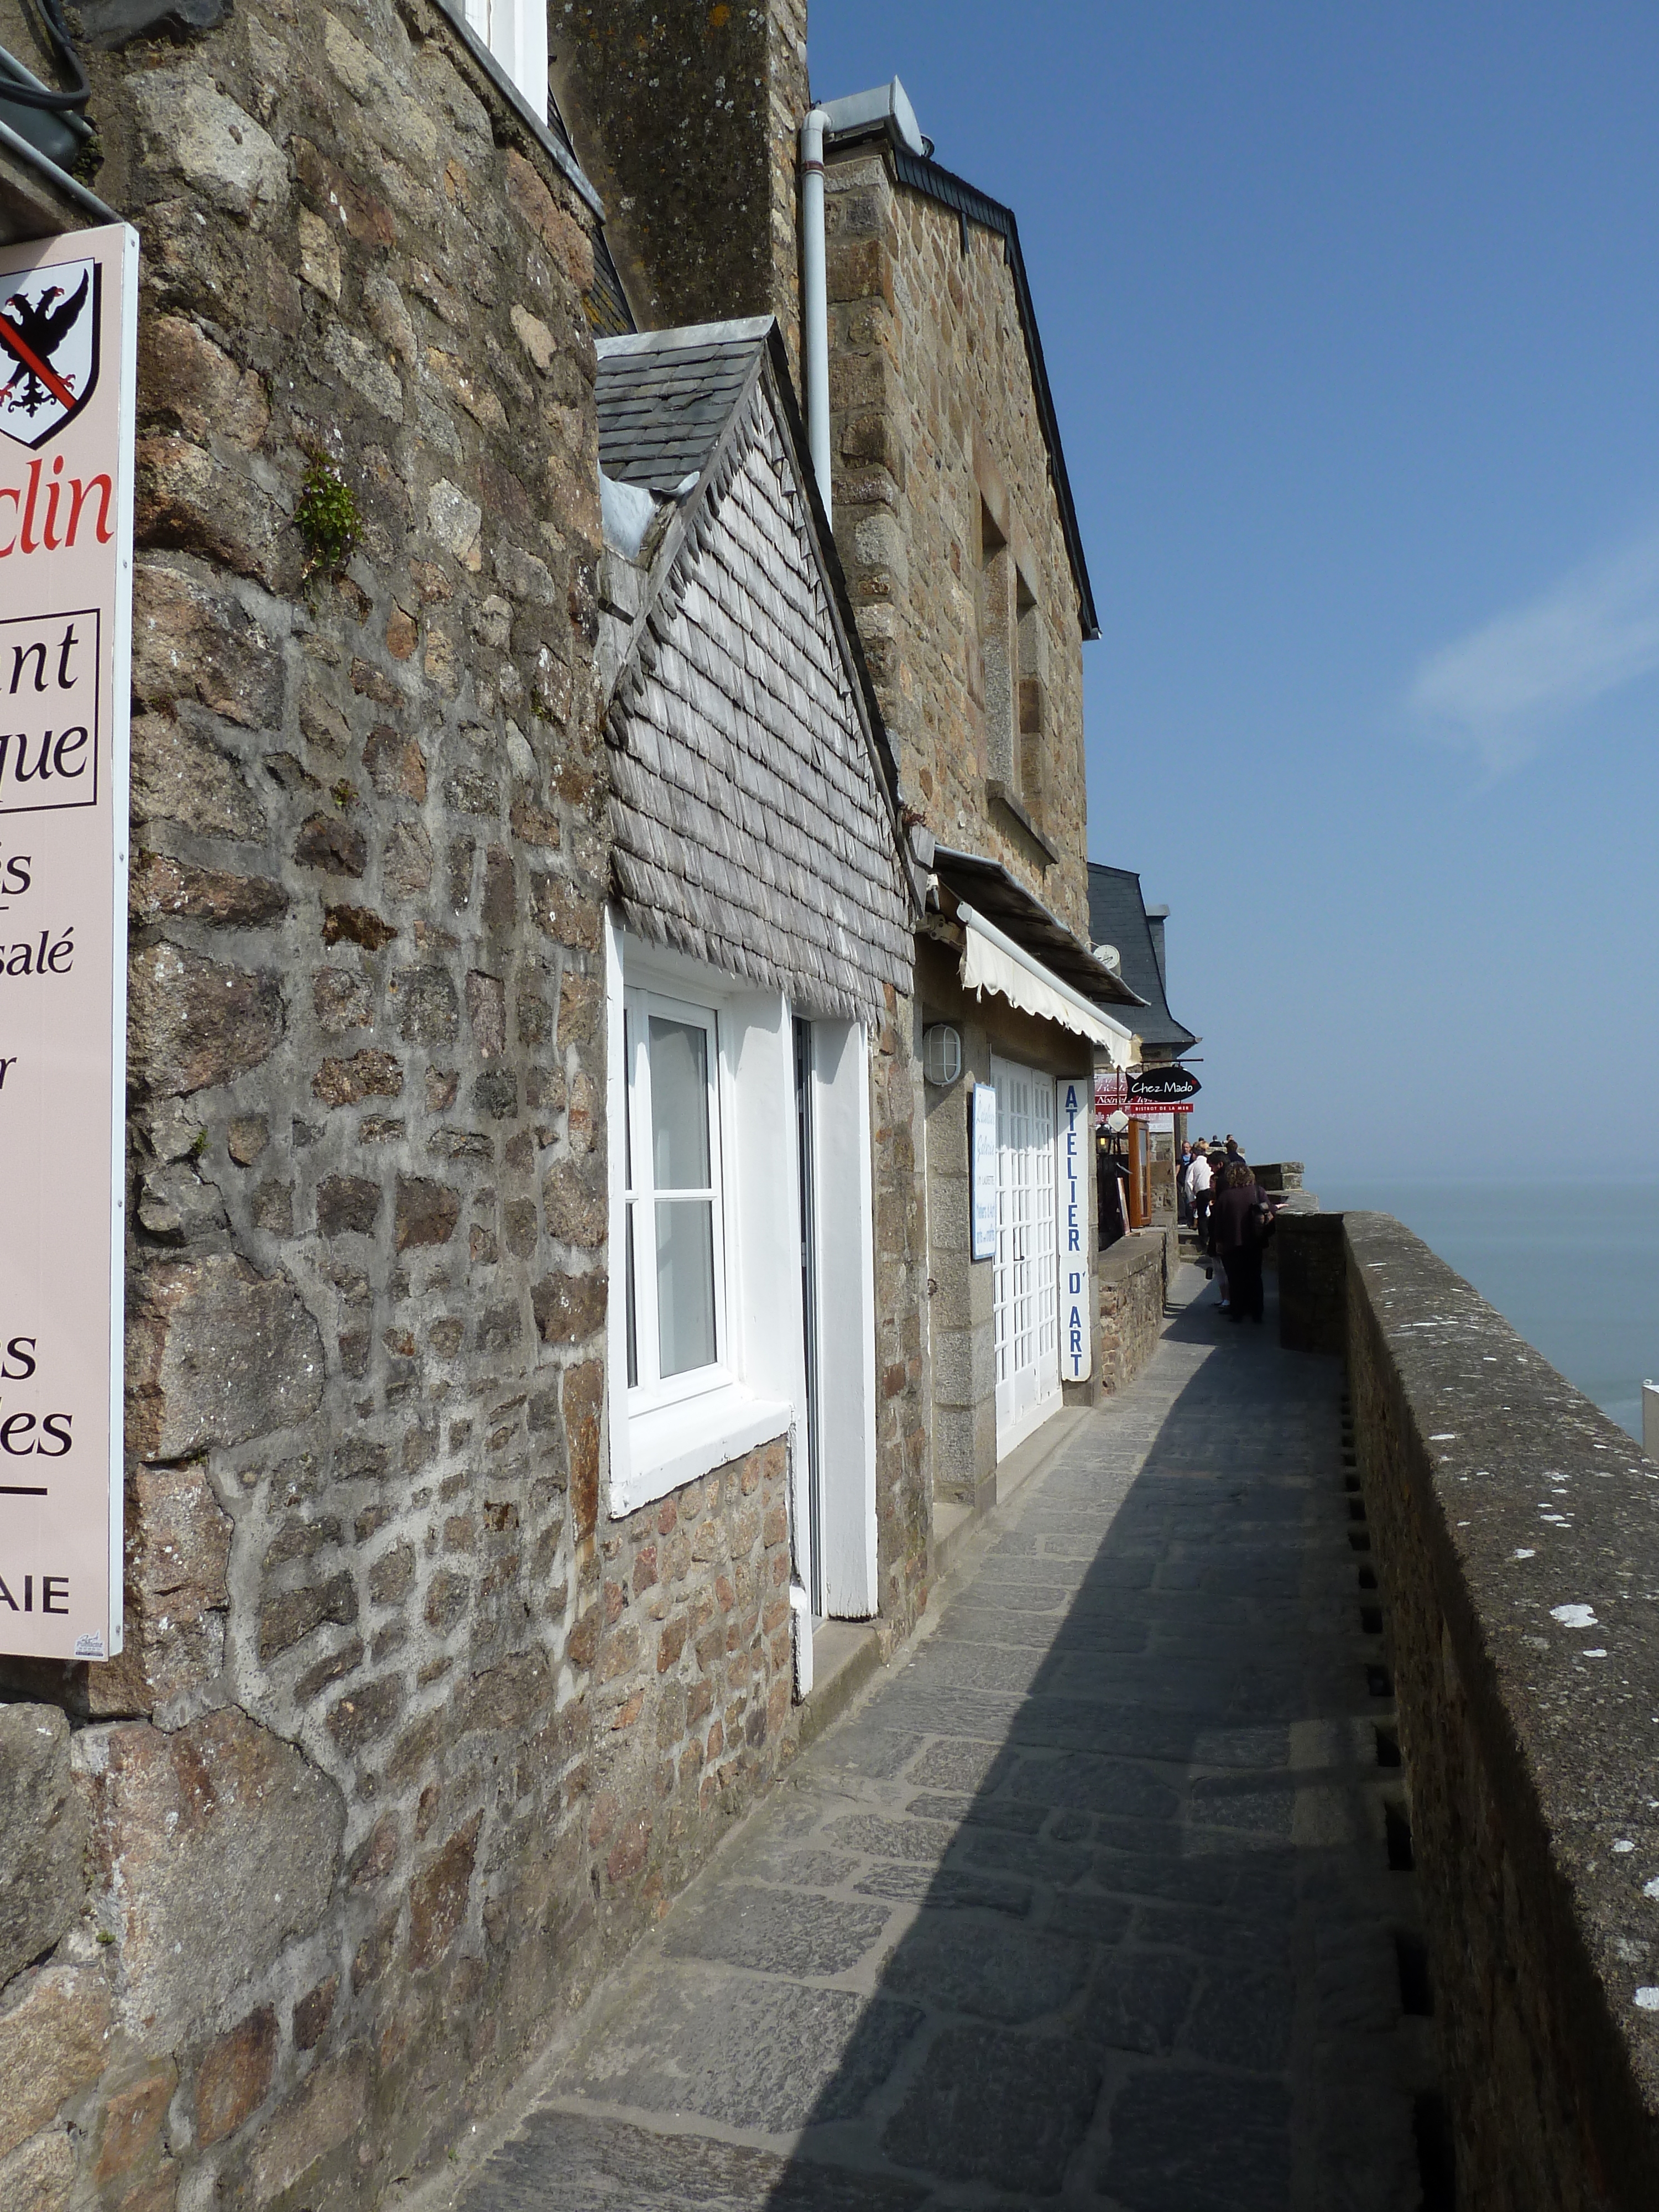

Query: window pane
[622,1008,634,1192]
[624,1201,639,1389]
[649,1015,711,1192]
[657,1198,716,1376]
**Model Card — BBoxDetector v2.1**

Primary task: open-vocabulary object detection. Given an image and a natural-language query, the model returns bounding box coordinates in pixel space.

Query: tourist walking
[1212,1159,1270,1323]
[1186,1140,1213,1251]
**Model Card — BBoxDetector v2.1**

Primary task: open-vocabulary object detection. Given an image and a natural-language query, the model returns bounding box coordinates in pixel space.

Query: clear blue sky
[811,2,1659,1187]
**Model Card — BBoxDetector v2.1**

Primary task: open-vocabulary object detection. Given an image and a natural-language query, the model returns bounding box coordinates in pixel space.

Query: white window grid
[994,1063,1058,1387]
[622,988,729,1412]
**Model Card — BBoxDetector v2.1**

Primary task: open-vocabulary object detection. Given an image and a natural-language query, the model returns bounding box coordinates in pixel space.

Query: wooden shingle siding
[607,377,910,1022]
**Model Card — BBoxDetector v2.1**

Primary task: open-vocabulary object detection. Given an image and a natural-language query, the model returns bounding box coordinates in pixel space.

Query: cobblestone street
[444,1265,1437,2210]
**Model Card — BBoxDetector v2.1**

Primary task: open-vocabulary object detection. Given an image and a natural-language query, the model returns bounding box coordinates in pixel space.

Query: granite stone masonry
[1342,1212,1659,2210]
[449,1265,1440,2210]
[1098,1230,1172,1399]
[822,147,1091,934]
[0,4,810,2208]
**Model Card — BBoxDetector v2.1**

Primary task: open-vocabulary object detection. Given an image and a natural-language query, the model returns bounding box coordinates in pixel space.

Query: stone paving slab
[451,1267,1437,2209]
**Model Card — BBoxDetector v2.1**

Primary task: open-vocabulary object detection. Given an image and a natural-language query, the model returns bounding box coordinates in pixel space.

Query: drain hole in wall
[1374,1724,1401,1768]
[1384,1799,1415,1871]
[1361,1605,1384,1635]
[1366,1663,1393,1698]
[1395,1931,1433,2015]
[1358,1565,1378,1590]
[1348,1499,1368,1523]
[1414,2091,1455,2211]
[1349,1531,1371,1553]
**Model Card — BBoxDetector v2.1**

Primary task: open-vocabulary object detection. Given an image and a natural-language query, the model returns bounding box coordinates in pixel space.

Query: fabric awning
[957,901,1139,1068]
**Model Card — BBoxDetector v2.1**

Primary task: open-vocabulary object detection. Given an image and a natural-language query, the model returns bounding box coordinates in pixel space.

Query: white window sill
[609,1387,792,1519]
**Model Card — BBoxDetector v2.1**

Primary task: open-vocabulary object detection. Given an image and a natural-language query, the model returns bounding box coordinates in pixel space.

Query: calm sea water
[1324,1181,1659,1443]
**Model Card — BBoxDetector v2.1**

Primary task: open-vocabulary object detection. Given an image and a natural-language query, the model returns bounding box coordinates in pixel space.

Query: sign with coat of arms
[0,255,101,449]
[0,223,135,1665]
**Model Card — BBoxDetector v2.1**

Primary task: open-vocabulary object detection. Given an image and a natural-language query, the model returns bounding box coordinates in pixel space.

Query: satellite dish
[1105,1109,1129,1133]
[1093,943,1121,975]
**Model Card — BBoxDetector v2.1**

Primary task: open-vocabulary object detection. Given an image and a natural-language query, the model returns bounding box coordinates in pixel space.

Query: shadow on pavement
[464,1274,1436,2209]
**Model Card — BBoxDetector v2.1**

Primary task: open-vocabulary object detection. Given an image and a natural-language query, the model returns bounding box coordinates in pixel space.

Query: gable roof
[598,321,914,1024]
[1086,864,1196,1052]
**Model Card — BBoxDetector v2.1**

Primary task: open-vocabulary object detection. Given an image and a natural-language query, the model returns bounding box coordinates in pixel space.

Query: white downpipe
[800,106,832,520]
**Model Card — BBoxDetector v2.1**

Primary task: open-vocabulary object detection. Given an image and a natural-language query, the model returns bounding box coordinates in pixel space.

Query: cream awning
[957,900,1139,1068]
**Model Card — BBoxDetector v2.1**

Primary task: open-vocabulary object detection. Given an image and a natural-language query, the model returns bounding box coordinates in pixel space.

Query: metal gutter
[0,109,117,234]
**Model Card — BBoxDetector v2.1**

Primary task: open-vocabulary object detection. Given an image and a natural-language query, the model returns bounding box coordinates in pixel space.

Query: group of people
[1180,1134,1276,1324]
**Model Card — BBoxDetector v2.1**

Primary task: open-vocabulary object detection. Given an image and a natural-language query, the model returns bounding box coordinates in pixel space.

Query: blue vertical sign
[1056,1079,1092,1381]
[970,1079,997,1262]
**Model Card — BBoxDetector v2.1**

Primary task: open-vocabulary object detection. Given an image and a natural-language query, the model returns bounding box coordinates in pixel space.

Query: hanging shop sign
[1129,1065,1201,1108]
[969,1078,997,1262]
[0,223,137,1663]
[1094,1068,1130,1118]
[1056,1078,1091,1383]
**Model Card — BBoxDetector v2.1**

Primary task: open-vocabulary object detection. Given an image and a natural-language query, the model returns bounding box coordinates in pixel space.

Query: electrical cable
[0,0,91,111]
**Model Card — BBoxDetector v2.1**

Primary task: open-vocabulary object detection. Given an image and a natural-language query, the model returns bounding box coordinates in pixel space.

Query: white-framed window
[622,990,727,1405]
[602,913,880,1636]
[461,0,547,120]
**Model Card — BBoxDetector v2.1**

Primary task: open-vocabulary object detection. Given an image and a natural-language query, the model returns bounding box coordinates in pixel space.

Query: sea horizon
[1316,1177,1658,1443]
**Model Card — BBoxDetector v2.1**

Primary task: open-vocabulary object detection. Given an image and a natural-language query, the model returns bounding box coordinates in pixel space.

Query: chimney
[550,0,810,386]
[1144,905,1169,991]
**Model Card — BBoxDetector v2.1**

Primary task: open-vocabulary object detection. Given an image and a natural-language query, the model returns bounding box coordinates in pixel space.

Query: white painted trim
[812,1021,878,1618]
[606,920,807,1521]
[613,1389,791,1516]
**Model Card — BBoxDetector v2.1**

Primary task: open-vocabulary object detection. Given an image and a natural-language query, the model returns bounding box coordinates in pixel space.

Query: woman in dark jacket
[1211,1160,1270,1323]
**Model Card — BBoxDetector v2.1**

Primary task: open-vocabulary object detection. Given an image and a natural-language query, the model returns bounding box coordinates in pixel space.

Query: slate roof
[1086,864,1196,1052]
[599,322,913,1024]
[597,321,772,492]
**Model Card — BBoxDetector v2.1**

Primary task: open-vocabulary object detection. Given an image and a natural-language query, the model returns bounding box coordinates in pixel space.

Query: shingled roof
[1086,864,1196,1053]
[598,321,914,1024]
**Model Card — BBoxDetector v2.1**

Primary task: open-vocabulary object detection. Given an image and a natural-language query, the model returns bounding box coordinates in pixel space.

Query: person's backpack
[1250,1194,1277,1246]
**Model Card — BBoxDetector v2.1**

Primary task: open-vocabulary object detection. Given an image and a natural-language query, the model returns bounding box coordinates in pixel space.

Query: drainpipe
[799,105,832,521]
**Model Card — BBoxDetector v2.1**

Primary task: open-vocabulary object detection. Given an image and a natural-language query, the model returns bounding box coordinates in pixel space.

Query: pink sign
[0,223,136,1661]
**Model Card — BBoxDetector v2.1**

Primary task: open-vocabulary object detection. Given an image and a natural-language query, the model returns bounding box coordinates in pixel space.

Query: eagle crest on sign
[0,257,101,450]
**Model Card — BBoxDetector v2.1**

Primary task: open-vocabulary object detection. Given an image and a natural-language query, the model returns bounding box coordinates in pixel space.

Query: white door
[992,1056,1061,1458]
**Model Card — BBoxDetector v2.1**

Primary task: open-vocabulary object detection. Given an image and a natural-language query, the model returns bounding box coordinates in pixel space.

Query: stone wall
[0,6,805,2208]
[822,149,1091,940]
[1277,1209,1347,1354]
[550,0,810,382]
[1098,1229,1169,1396]
[1339,1212,1659,2210]
[870,988,932,1650]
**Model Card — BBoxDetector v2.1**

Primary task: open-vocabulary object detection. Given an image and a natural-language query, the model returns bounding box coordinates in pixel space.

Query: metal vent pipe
[799,105,832,521]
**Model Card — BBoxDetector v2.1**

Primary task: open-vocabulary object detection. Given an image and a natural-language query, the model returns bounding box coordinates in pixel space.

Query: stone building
[0,4,922,2209]
[812,82,1142,1508]
[0,3,1134,2207]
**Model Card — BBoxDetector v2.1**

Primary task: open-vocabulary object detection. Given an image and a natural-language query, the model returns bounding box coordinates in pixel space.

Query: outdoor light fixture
[922,1025,962,1086]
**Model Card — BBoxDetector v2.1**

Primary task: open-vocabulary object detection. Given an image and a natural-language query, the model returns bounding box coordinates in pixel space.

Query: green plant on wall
[295,456,361,575]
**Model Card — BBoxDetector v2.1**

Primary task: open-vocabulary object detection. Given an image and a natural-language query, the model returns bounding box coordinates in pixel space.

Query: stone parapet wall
[1277,1211,1348,1353]
[1097,1230,1169,1396]
[1338,1211,1659,2210]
